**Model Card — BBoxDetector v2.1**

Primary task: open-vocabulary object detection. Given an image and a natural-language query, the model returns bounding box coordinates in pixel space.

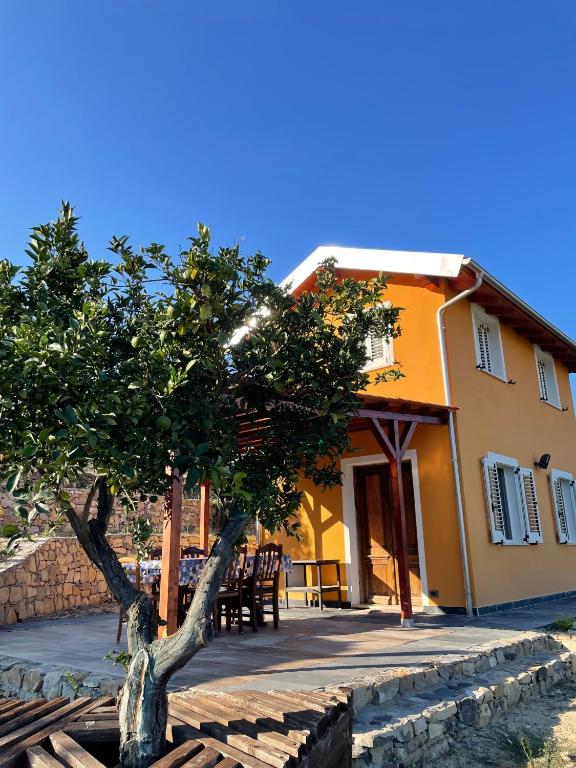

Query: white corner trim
[341,450,428,607]
[550,468,573,482]
[281,246,466,292]
[486,452,519,467]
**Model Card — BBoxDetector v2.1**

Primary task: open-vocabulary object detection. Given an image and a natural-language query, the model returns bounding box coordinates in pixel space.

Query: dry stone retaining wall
[0,532,211,626]
[0,486,201,535]
[350,632,576,767]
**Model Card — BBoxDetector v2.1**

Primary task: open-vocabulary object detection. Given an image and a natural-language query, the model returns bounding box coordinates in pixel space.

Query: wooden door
[354,463,421,605]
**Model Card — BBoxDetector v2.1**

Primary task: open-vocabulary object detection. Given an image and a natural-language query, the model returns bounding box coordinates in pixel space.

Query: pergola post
[199,481,210,554]
[158,471,182,638]
[370,417,417,628]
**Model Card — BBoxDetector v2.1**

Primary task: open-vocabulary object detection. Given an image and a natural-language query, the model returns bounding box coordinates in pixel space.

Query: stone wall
[0,532,213,626]
[0,486,202,535]
[351,632,576,767]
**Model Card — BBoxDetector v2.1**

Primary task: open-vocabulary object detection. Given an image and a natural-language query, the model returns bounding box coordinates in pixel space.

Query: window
[364,332,394,370]
[550,470,576,544]
[534,346,560,408]
[482,453,543,544]
[472,305,506,380]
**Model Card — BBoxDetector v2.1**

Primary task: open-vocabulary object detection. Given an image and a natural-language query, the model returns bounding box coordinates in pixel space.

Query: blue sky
[1,1,575,341]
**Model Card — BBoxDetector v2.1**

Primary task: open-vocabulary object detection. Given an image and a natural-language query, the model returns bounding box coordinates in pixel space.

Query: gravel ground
[441,680,576,767]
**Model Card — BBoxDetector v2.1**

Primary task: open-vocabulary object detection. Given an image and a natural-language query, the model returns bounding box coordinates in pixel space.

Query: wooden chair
[248,543,282,632]
[149,547,163,559]
[216,546,248,633]
[181,546,206,558]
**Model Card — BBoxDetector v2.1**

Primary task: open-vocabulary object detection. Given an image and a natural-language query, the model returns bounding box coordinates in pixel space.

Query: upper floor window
[482,453,543,544]
[364,332,394,370]
[550,470,576,544]
[471,304,506,380]
[534,345,560,408]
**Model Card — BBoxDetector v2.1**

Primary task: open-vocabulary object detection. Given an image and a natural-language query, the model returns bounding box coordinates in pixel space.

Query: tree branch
[80,479,98,525]
[151,503,248,681]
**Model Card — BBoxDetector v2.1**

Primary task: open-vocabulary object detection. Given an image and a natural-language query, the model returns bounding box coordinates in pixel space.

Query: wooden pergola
[157,394,453,635]
[349,395,453,627]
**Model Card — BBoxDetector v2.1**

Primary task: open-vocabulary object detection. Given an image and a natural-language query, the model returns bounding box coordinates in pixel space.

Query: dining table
[123,554,293,586]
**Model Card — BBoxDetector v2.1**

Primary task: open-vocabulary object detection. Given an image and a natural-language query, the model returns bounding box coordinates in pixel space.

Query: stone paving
[1,597,576,692]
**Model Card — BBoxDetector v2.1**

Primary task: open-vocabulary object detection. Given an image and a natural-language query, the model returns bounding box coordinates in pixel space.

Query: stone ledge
[350,642,576,768]
[339,630,563,715]
[0,653,123,702]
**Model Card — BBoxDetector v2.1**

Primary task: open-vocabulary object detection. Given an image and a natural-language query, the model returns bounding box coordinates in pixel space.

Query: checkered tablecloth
[123,554,293,586]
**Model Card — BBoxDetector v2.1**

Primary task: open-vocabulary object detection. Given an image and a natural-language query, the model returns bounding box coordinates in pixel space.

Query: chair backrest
[181,546,206,559]
[223,546,248,585]
[119,556,141,589]
[149,547,163,560]
[253,543,282,582]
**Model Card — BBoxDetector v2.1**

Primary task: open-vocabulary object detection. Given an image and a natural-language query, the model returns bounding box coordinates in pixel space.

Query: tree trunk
[118,647,167,768]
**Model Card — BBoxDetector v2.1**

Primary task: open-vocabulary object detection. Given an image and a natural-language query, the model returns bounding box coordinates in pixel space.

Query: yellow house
[273,246,576,623]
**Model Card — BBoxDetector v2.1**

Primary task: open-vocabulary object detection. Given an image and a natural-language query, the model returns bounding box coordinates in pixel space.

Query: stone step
[351,636,576,768]
[346,630,565,715]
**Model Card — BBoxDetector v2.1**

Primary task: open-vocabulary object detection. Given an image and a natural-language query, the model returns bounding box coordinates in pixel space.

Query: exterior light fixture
[534,453,551,470]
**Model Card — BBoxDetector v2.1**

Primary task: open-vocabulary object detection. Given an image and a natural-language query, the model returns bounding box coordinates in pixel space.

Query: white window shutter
[550,474,569,543]
[482,458,506,543]
[369,334,384,361]
[477,323,492,373]
[517,468,543,544]
[537,358,549,402]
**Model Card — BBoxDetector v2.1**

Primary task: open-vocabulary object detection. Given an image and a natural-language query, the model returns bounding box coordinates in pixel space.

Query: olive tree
[0,204,400,767]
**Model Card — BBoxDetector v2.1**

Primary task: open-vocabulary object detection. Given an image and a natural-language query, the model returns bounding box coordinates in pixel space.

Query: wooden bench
[0,689,351,768]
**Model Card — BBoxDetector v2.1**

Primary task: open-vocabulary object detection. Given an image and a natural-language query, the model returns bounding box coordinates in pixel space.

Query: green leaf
[21,445,37,459]
[5,471,21,493]
[1,523,20,538]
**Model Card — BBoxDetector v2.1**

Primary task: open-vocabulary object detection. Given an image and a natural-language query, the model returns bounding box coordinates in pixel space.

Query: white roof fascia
[281,245,466,291]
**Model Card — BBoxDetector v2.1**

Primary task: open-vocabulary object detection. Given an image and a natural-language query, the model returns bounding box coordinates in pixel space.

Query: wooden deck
[0,691,351,768]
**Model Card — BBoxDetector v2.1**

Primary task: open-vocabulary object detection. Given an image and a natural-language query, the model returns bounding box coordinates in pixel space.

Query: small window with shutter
[482,454,543,544]
[550,470,576,544]
[534,346,561,408]
[472,305,506,380]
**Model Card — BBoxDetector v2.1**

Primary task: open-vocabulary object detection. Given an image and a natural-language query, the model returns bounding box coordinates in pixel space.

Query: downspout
[436,267,483,618]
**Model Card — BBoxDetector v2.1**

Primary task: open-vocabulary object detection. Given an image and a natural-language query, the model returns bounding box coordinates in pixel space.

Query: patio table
[123,554,293,586]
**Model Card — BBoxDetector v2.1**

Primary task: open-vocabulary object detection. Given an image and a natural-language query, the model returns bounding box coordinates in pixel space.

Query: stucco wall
[445,290,576,609]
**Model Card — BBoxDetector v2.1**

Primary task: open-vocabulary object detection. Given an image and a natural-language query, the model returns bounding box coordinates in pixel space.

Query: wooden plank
[0,698,70,741]
[173,696,301,759]
[148,738,203,768]
[63,720,120,744]
[167,719,270,768]
[216,760,242,768]
[180,745,220,768]
[0,697,106,767]
[225,692,315,739]
[26,745,65,768]
[49,731,107,768]
[0,700,30,717]
[207,693,309,746]
[0,700,49,726]
[169,703,290,768]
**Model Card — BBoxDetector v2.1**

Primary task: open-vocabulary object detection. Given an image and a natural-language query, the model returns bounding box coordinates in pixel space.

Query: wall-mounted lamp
[507,379,517,385]
[562,407,569,412]
[534,453,551,470]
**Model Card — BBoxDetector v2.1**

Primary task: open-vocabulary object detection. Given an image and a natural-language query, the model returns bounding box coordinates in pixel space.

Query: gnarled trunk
[118,647,167,768]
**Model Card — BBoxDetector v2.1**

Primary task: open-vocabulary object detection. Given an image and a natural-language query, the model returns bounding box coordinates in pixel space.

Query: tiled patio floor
[1,598,575,691]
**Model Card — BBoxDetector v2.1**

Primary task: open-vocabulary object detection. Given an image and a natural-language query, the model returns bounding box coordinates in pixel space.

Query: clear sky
[1,1,575,342]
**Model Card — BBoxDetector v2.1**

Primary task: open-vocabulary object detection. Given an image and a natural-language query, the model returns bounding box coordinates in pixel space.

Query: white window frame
[482,452,543,545]
[471,304,507,381]
[363,301,394,372]
[549,469,576,544]
[534,345,561,409]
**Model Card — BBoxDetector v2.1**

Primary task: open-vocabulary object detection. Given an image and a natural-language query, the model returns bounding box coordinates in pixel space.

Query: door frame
[341,450,429,607]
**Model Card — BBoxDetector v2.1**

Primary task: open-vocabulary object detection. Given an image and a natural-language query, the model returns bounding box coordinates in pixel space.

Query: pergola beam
[158,471,183,638]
